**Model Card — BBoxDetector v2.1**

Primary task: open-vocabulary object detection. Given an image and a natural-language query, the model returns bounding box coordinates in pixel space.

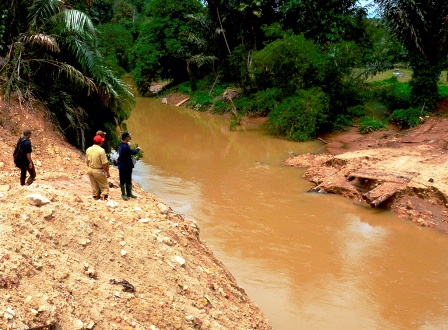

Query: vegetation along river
[126,97,448,330]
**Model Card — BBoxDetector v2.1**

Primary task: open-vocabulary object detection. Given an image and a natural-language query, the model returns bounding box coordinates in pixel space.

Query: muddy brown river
[126,97,448,329]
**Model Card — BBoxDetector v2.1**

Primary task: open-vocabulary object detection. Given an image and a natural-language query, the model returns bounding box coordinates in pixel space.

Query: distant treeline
[1,1,447,142]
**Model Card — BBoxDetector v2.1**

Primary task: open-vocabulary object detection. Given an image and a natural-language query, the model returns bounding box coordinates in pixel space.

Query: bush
[178,82,190,94]
[358,116,388,134]
[439,86,448,99]
[371,77,411,110]
[388,107,424,128]
[267,88,329,141]
[332,114,353,132]
[211,100,229,114]
[190,92,212,111]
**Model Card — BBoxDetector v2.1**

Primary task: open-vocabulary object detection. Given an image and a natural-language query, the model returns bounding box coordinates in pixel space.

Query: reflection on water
[127,97,448,330]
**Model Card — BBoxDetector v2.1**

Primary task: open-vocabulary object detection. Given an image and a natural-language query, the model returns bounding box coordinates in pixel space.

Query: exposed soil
[0,96,271,329]
[284,99,448,234]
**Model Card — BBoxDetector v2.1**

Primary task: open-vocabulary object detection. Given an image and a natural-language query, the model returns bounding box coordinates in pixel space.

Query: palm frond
[29,59,97,94]
[50,9,96,41]
[187,54,217,68]
[27,0,61,29]
[21,33,61,53]
[376,0,426,54]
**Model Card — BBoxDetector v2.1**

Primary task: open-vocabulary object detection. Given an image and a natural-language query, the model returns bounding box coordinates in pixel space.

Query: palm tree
[0,0,133,149]
[375,0,448,108]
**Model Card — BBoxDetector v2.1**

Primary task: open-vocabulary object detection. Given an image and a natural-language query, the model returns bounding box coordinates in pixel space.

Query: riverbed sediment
[284,115,448,234]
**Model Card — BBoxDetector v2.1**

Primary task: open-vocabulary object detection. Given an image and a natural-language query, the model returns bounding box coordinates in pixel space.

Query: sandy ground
[0,97,271,329]
[285,99,448,234]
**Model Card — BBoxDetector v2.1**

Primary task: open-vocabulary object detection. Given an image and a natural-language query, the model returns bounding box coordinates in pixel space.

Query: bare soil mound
[285,111,448,234]
[0,96,271,330]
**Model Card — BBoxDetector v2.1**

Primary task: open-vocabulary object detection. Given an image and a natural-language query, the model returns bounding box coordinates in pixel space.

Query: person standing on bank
[15,129,36,186]
[86,135,110,200]
[117,132,141,200]
[96,130,107,150]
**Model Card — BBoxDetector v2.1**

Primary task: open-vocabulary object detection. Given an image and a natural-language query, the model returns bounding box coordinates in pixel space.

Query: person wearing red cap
[85,135,110,200]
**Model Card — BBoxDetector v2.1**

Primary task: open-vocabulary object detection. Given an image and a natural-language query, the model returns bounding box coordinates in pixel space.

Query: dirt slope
[285,104,448,233]
[0,96,271,330]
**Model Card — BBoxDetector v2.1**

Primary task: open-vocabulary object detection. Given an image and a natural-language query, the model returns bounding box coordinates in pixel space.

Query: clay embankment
[0,97,271,330]
[284,106,448,234]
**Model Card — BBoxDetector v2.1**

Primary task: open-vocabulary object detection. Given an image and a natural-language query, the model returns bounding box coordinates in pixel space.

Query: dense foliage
[0,0,133,150]
[2,0,448,143]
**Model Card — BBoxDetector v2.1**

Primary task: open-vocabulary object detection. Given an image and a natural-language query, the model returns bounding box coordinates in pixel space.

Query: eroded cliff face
[0,98,272,330]
[285,113,448,234]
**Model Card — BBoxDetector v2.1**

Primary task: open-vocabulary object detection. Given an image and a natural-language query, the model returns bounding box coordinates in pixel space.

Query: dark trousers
[119,169,132,185]
[20,165,36,186]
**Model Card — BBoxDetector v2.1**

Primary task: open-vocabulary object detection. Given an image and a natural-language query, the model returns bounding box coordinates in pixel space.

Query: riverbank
[0,97,271,329]
[284,100,448,234]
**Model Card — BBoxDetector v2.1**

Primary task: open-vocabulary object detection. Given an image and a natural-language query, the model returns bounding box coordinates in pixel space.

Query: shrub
[439,86,448,99]
[267,88,329,141]
[211,100,229,114]
[190,92,212,111]
[358,116,388,134]
[371,77,411,110]
[347,105,366,117]
[388,107,424,128]
[178,82,190,94]
[332,114,353,132]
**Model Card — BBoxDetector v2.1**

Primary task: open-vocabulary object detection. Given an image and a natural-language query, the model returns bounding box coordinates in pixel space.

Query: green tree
[0,0,133,150]
[279,0,367,44]
[112,0,134,23]
[98,23,134,74]
[132,0,204,95]
[375,0,448,108]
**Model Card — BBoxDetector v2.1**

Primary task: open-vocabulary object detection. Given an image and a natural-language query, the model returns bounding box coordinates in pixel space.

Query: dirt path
[284,106,448,233]
[0,97,271,329]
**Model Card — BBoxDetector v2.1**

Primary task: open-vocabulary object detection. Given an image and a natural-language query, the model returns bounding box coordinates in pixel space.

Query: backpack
[13,138,24,168]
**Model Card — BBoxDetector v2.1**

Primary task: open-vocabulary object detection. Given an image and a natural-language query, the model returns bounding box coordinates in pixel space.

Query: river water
[126,97,448,330]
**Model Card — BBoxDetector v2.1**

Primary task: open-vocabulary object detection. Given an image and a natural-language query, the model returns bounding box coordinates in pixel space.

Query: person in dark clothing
[117,132,141,200]
[16,129,36,186]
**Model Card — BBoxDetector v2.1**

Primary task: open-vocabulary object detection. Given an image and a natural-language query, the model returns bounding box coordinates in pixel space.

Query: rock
[74,319,84,329]
[161,98,168,104]
[86,321,95,329]
[3,312,13,320]
[106,200,120,208]
[162,236,175,246]
[138,218,149,223]
[85,267,97,279]
[25,194,50,207]
[5,307,15,317]
[121,249,127,256]
[157,203,170,214]
[43,207,54,220]
[173,256,185,267]
[36,160,42,167]
[108,178,120,188]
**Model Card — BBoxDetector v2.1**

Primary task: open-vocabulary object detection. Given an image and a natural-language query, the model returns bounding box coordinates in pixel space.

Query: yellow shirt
[86,144,107,169]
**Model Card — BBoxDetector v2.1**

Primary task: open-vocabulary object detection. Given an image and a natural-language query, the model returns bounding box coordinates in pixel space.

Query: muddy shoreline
[284,118,448,234]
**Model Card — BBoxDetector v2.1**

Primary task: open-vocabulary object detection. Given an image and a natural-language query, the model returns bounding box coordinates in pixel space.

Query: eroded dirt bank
[0,97,271,329]
[284,108,448,234]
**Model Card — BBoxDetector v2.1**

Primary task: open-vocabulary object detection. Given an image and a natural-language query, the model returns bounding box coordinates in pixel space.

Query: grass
[367,69,448,86]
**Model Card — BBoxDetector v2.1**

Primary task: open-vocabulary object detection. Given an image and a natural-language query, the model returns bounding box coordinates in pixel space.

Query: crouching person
[86,135,110,200]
